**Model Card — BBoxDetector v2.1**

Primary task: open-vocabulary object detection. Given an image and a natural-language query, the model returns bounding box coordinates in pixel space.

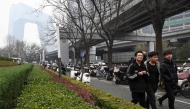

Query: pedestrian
[144,51,160,109]
[142,50,147,62]
[127,51,148,108]
[157,51,178,109]
[128,57,134,66]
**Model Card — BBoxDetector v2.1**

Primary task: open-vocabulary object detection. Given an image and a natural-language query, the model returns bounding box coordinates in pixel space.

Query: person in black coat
[157,51,178,109]
[128,57,134,66]
[127,51,148,108]
[142,51,147,62]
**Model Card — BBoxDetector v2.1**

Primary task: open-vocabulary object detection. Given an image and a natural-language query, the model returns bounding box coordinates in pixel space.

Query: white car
[93,61,106,66]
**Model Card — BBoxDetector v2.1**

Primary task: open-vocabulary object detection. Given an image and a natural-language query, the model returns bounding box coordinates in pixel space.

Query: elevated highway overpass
[47,28,190,62]
[50,0,190,63]
[59,0,190,49]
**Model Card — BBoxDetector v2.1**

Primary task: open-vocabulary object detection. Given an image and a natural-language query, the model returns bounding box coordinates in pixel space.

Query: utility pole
[43,49,45,62]
[56,23,62,78]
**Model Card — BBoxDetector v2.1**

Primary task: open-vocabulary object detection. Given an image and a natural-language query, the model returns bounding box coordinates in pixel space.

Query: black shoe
[158,98,162,106]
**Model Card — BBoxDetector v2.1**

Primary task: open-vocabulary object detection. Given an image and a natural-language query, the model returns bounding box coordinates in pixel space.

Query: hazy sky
[0,0,52,48]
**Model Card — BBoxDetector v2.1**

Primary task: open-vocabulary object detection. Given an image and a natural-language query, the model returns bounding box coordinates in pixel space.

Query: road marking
[155,94,190,105]
[92,77,190,105]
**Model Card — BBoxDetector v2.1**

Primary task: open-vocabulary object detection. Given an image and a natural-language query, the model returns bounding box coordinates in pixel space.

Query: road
[90,77,190,109]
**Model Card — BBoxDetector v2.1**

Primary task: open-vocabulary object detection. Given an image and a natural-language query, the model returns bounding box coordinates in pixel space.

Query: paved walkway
[90,77,190,109]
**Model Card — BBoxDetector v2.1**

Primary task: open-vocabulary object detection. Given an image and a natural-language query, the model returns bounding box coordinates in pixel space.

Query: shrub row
[0,64,33,109]
[47,69,144,109]
[0,60,17,67]
[15,66,98,109]
[0,56,13,61]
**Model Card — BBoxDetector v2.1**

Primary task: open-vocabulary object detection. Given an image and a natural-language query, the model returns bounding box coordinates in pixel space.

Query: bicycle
[181,77,190,98]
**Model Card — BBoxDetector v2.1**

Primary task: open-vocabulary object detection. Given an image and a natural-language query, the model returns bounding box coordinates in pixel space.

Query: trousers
[146,83,158,109]
[131,92,146,108]
[159,84,175,109]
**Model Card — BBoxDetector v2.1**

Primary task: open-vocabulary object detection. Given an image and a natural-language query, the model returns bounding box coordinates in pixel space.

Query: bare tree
[39,0,97,66]
[142,0,181,61]
[86,0,144,67]
[133,41,174,52]
[5,35,16,58]
[38,21,57,48]
[20,41,42,62]
[133,43,147,52]
[15,40,23,57]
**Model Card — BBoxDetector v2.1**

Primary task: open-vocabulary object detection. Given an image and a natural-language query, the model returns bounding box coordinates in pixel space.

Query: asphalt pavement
[90,77,190,109]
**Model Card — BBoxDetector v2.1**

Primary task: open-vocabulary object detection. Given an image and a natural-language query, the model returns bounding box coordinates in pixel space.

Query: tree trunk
[85,47,90,66]
[76,50,79,65]
[155,31,163,63]
[107,38,113,68]
[73,48,75,65]
[107,45,113,68]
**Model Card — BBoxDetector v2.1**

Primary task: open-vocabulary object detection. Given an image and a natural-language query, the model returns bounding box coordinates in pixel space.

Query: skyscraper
[8,2,52,46]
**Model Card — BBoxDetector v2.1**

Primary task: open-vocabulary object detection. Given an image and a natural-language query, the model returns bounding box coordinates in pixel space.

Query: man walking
[144,51,160,109]
[127,51,148,108]
[157,51,178,109]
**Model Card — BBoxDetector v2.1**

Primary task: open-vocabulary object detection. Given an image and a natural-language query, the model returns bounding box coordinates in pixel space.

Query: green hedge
[0,56,13,61]
[0,64,33,109]
[15,66,98,109]
[48,69,144,109]
[0,60,17,67]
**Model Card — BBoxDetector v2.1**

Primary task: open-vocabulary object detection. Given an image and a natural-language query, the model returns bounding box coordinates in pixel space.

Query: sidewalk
[90,77,190,109]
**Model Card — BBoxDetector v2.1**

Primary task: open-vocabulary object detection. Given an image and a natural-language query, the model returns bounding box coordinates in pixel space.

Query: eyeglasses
[137,55,143,57]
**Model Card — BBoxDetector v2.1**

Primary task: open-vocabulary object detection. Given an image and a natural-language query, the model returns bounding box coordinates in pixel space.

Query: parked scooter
[75,66,90,84]
[106,68,114,81]
[96,66,109,79]
[70,65,80,79]
[113,66,128,85]
[52,62,58,72]
[177,63,189,86]
[89,65,98,77]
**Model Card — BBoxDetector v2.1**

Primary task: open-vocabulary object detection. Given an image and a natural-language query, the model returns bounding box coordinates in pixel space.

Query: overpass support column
[147,41,154,52]
[60,39,69,65]
[72,48,75,64]
[89,46,96,63]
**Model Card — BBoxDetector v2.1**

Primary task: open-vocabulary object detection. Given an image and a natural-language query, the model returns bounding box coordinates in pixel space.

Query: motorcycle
[106,68,114,81]
[113,66,128,85]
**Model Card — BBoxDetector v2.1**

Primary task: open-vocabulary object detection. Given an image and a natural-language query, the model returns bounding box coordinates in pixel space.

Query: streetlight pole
[43,49,45,62]
[56,23,62,78]
[40,53,41,63]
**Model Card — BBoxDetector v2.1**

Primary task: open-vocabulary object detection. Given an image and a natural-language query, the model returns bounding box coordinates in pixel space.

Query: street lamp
[56,23,62,78]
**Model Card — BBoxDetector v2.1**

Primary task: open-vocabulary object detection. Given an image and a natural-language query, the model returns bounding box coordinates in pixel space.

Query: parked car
[93,61,106,66]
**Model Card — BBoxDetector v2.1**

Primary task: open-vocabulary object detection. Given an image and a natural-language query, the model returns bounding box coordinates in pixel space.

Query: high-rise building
[8,2,52,45]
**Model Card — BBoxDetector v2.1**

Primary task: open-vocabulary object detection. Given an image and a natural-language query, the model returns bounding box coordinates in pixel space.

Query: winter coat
[161,58,178,85]
[127,61,148,92]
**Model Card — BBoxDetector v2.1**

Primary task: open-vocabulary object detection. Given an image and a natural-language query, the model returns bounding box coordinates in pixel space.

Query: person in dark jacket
[128,57,134,66]
[127,51,148,108]
[142,51,147,62]
[144,51,161,109]
[157,51,178,109]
